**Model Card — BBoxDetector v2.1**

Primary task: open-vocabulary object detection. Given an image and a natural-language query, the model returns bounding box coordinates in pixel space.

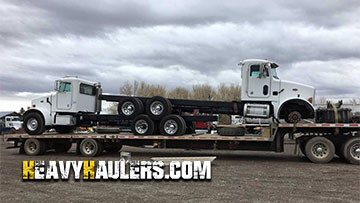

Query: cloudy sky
[1,0,359,111]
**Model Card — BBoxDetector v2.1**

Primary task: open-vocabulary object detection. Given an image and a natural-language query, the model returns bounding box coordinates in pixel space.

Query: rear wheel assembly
[304,137,335,163]
[342,137,360,165]
[159,114,186,136]
[80,138,102,157]
[131,114,155,135]
[118,97,144,119]
[23,138,47,155]
[146,96,172,120]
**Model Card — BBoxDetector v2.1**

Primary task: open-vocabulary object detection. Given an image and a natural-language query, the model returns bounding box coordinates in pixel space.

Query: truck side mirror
[54,80,60,91]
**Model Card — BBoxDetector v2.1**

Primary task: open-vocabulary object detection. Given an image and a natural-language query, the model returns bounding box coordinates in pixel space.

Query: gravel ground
[0,137,359,203]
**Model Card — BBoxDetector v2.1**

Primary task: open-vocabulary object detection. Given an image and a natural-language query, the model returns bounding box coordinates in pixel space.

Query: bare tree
[191,84,215,100]
[108,102,118,114]
[119,81,133,96]
[215,83,241,101]
[168,87,190,99]
[136,82,167,97]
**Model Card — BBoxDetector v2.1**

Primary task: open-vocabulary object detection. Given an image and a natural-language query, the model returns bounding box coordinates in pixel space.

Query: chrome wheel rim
[121,101,135,116]
[27,118,38,131]
[83,142,95,155]
[150,101,164,116]
[135,119,148,134]
[28,141,37,152]
[164,120,178,135]
[350,143,360,160]
[312,143,329,158]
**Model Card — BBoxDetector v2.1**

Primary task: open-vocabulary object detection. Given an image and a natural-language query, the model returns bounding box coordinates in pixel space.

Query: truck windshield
[272,68,279,79]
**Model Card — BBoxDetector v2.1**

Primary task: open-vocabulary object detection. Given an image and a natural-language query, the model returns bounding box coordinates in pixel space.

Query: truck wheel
[285,111,302,123]
[54,141,72,153]
[159,114,186,136]
[342,137,360,165]
[104,143,123,153]
[304,137,335,163]
[146,96,172,120]
[54,126,74,134]
[118,98,144,119]
[80,139,101,157]
[24,139,47,155]
[23,112,45,135]
[131,114,155,135]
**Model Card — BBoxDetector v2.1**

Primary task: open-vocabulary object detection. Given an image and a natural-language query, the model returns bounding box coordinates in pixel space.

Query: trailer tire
[304,137,335,163]
[54,126,74,134]
[24,138,46,155]
[80,139,101,157]
[159,114,186,136]
[342,137,360,165]
[131,114,155,135]
[118,98,144,119]
[146,96,172,120]
[23,112,45,135]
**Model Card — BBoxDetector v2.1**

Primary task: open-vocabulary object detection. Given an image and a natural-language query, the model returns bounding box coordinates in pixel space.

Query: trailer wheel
[342,137,360,165]
[54,126,74,134]
[23,112,45,135]
[159,114,186,136]
[304,137,335,163]
[24,139,47,155]
[118,98,144,119]
[80,139,101,157]
[146,96,172,120]
[131,114,155,135]
[104,143,123,153]
[54,141,72,153]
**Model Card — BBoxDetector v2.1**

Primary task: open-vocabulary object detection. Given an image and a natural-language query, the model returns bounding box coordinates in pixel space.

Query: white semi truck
[22,59,316,136]
[4,59,359,164]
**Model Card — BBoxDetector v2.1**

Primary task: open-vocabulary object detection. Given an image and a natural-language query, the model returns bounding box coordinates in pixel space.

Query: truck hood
[31,92,55,107]
[280,80,315,104]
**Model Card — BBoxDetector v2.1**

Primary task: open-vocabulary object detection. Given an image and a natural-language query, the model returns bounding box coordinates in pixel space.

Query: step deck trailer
[4,123,360,164]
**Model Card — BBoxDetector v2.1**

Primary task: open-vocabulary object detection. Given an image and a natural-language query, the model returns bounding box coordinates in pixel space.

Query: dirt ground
[0,137,359,203]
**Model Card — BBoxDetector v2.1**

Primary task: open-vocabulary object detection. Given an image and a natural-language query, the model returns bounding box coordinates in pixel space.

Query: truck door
[247,64,271,98]
[57,82,72,110]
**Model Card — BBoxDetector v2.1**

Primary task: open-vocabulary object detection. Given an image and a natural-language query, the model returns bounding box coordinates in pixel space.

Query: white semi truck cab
[23,59,315,135]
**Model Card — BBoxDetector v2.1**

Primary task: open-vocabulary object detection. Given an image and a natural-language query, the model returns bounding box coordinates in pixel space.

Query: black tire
[104,143,123,153]
[54,126,74,134]
[24,139,47,155]
[131,114,155,135]
[23,112,45,135]
[342,137,360,165]
[159,114,186,136]
[54,141,72,153]
[118,97,144,119]
[304,137,335,163]
[80,139,101,157]
[217,127,245,136]
[146,96,172,120]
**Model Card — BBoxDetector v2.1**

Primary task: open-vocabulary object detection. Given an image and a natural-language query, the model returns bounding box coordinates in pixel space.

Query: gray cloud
[0,0,359,110]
